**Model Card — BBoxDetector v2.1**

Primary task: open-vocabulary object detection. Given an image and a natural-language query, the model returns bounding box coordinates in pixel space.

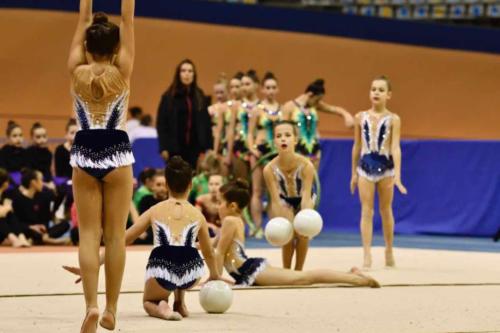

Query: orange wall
[0,9,499,140]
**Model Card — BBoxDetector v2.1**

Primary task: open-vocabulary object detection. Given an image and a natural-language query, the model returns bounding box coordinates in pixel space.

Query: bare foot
[173,301,189,318]
[350,267,381,288]
[19,235,31,247]
[158,300,182,321]
[99,309,116,331]
[362,254,372,269]
[81,307,99,333]
[385,250,395,268]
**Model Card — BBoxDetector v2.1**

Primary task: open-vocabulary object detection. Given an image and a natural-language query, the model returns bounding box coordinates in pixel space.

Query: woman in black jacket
[156,59,213,169]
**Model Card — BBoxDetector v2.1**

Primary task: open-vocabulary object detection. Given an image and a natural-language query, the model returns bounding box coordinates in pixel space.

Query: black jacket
[156,87,213,154]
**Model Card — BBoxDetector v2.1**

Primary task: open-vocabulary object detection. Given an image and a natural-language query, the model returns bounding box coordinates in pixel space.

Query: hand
[30,225,47,234]
[395,178,408,195]
[62,265,82,284]
[250,148,261,159]
[161,150,169,161]
[45,182,56,192]
[3,199,12,212]
[350,175,358,194]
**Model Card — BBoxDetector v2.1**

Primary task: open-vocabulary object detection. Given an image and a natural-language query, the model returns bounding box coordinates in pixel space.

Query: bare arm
[225,104,237,165]
[125,208,152,245]
[115,0,135,79]
[391,115,407,194]
[213,105,225,153]
[318,101,354,128]
[263,164,293,220]
[198,215,220,279]
[300,161,315,210]
[247,107,260,157]
[67,0,93,73]
[350,114,361,194]
[282,101,294,120]
[214,218,237,276]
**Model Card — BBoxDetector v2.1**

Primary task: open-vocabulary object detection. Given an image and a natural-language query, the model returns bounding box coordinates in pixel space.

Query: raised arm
[115,0,135,79]
[318,101,354,128]
[67,0,93,73]
[197,215,220,279]
[391,115,407,194]
[350,113,361,194]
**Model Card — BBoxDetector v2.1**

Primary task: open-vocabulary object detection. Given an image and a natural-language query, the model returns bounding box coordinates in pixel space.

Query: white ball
[265,217,293,246]
[199,281,233,314]
[293,209,323,238]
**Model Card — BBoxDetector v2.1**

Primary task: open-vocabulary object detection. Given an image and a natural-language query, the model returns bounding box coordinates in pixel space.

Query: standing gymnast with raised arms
[67,0,135,331]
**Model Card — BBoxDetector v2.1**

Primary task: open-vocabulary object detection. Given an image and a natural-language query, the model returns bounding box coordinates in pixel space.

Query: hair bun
[263,71,276,81]
[235,178,250,190]
[92,12,109,25]
[7,120,17,127]
[314,79,325,86]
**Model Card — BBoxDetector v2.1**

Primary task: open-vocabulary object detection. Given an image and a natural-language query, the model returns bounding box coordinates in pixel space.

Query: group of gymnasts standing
[63,0,405,332]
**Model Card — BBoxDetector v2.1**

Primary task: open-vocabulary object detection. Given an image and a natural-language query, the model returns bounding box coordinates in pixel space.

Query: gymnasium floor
[1,233,499,333]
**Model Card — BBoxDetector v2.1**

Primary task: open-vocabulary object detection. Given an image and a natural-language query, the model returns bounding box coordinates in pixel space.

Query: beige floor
[1,246,499,333]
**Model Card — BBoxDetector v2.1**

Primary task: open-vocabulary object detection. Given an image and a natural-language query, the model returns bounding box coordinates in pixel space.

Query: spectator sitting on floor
[189,152,222,203]
[26,122,54,184]
[54,118,77,179]
[11,168,70,245]
[132,171,168,245]
[0,168,31,248]
[195,173,224,241]
[129,114,158,144]
[133,167,157,209]
[0,121,28,173]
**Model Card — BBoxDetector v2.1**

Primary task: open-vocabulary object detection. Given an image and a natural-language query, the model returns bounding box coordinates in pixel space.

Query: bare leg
[7,233,23,248]
[100,166,133,330]
[294,235,309,271]
[255,266,379,287]
[377,177,396,267]
[249,157,263,237]
[73,168,103,319]
[282,239,295,269]
[173,289,189,318]
[18,233,31,247]
[358,177,376,269]
[143,279,182,321]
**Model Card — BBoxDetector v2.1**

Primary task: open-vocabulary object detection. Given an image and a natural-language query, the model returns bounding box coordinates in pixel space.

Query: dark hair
[85,12,120,57]
[166,59,204,112]
[232,71,244,81]
[6,121,21,137]
[243,69,260,84]
[139,167,157,185]
[66,118,77,132]
[129,106,143,118]
[0,168,9,188]
[263,71,277,85]
[373,75,392,92]
[273,120,298,137]
[30,122,44,137]
[164,156,193,194]
[140,115,153,127]
[220,179,250,210]
[21,168,40,188]
[305,79,326,96]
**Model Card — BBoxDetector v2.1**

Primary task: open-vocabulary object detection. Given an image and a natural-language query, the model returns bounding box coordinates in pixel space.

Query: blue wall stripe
[1,0,500,54]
